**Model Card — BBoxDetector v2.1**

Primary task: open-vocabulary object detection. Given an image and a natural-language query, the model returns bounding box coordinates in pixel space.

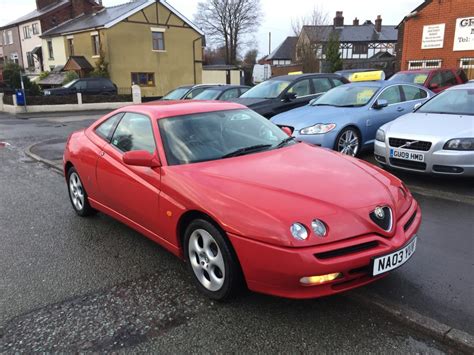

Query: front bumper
[374,140,474,176]
[229,199,421,299]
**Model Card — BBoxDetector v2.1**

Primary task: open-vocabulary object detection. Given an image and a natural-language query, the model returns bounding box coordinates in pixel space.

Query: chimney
[333,11,344,28]
[353,18,359,26]
[35,0,58,10]
[375,15,382,32]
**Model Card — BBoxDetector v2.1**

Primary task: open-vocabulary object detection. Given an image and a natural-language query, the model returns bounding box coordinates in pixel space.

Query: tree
[325,32,343,72]
[2,62,40,95]
[292,6,328,73]
[195,0,263,65]
[243,48,258,66]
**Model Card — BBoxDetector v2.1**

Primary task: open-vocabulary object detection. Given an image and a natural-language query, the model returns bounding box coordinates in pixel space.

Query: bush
[62,71,79,85]
[2,62,41,95]
[39,71,50,80]
[90,55,110,78]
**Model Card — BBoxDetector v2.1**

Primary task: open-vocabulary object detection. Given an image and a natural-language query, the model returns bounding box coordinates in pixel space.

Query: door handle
[100,151,105,156]
[397,107,405,112]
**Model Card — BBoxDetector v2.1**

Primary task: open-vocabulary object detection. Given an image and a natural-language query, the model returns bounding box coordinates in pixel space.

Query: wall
[1,27,24,67]
[42,36,67,70]
[105,1,203,97]
[202,70,242,85]
[401,0,474,71]
[19,20,43,75]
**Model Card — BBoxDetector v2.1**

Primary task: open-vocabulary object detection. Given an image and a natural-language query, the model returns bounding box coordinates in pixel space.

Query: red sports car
[64,101,421,300]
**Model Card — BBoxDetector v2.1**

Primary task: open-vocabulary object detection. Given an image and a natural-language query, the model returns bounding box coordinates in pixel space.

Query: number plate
[372,236,417,276]
[390,148,425,162]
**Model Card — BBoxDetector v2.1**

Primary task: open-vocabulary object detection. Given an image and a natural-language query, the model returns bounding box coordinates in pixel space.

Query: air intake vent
[369,206,393,232]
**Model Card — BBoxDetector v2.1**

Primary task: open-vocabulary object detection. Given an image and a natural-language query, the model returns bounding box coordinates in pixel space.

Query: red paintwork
[396,68,467,93]
[64,101,421,299]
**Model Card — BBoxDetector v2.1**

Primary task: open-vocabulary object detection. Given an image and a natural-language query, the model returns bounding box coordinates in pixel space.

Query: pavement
[1,110,473,352]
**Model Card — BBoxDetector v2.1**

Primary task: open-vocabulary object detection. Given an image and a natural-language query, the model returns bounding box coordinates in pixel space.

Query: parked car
[192,85,250,101]
[229,73,349,118]
[271,81,433,156]
[389,69,468,93]
[375,82,474,176]
[64,101,420,300]
[44,77,117,96]
[161,84,221,100]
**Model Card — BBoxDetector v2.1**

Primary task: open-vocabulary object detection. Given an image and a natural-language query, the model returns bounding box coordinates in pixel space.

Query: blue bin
[15,89,25,106]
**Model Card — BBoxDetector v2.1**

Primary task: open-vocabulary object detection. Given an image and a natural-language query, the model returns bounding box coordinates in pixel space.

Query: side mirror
[373,99,388,109]
[281,126,292,136]
[413,102,422,111]
[123,150,161,168]
[282,92,297,102]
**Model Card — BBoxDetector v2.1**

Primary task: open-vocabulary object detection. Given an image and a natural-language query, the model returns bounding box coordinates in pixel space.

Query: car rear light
[300,273,342,285]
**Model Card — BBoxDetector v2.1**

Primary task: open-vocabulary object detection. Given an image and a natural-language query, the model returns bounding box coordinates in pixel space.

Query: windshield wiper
[335,104,360,108]
[222,144,272,158]
[275,136,295,148]
[312,103,334,107]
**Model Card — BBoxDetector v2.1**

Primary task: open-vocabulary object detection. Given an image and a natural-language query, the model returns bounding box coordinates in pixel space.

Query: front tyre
[335,127,361,157]
[67,167,96,217]
[184,219,243,301]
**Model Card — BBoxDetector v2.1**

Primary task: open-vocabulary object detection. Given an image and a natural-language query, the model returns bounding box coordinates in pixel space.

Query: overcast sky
[1,0,421,56]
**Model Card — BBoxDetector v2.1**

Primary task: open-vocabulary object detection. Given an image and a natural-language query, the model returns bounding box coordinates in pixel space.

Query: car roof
[447,82,474,90]
[269,73,341,81]
[201,85,250,92]
[117,100,247,120]
[343,80,427,89]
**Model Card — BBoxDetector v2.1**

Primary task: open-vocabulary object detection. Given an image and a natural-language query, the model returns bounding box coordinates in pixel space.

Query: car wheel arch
[64,161,74,176]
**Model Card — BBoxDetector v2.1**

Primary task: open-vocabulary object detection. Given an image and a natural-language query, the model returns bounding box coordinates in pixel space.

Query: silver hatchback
[374,83,474,176]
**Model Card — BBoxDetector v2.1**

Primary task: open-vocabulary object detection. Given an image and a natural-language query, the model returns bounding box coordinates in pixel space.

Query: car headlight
[443,138,474,151]
[311,219,327,237]
[375,129,385,142]
[299,123,336,135]
[290,223,308,240]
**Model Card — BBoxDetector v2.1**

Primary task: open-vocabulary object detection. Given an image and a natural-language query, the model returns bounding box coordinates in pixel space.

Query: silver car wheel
[337,129,359,156]
[188,228,225,292]
[69,172,85,211]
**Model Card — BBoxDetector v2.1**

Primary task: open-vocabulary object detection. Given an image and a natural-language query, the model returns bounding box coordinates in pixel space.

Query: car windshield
[162,87,190,100]
[240,79,291,99]
[63,79,79,88]
[193,89,221,100]
[390,72,429,85]
[159,109,291,165]
[312,85,379,107]
[417,88,474,115]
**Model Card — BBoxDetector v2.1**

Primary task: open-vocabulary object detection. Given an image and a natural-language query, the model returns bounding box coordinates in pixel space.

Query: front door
[96,112,161,233]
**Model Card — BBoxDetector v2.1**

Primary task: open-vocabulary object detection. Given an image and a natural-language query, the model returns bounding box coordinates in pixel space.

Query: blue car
[271,81,433,156]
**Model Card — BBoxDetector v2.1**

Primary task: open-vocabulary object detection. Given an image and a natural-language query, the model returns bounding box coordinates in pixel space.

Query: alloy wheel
[69,172,85,211]
[337,129,359,156]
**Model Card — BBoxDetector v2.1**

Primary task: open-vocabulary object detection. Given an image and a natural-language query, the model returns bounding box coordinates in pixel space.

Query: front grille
[389,138,432,151]
[404,210,417,231]
[369,206,393,232]
[390,158,427,171]
[314,241,379,260]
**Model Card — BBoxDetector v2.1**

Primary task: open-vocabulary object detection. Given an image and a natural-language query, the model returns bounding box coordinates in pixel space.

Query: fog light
[300,273,342,285]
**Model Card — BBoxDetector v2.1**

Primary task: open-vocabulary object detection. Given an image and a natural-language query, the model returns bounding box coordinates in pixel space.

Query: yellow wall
[42,36,67,70]
[202,70,242,85]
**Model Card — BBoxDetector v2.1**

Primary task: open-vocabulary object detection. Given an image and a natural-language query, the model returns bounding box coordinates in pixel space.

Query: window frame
[47,40,54,59]
[110,112,157,155]
[352,43,368,55]
[91,34,100,56]
[26,51,35,68]
[152,31,165,51]
[23,26,31,39]
[131,72,155,87]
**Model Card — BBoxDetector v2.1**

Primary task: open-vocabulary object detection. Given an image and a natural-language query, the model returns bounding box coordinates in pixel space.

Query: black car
[229,73,349,118]
[44,77,117,96]
[161,84,221,100]
[192,85,250,101]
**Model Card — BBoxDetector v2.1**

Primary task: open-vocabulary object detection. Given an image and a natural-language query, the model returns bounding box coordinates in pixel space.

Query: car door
[366,85,405,141]
[74,80,87,94]
[274,78,312,115]
[400,85,429,111]
[95,112,161,233]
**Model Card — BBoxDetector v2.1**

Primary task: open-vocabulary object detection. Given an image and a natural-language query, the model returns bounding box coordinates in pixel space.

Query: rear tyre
[184,219,243,301]
[67,167,96,217]
[335,127,361,157]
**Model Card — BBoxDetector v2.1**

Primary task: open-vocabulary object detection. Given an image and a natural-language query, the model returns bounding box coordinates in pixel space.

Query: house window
[47,40,54,59]
[68,38,74,56]
[2,31,6,45]
[131,72,155,87]
[23,26,31,39]
[26,52,35,68]
[91,34,100,56]
[152,31,165,51]
[408,59,442,70]
[352,43,368,55]
[10,53,19,64]
[7,30,13,44]
[32,23,39,35]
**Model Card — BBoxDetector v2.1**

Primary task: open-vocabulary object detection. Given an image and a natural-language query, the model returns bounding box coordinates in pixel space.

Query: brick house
[397,0,474,78]
[0,0,99,76]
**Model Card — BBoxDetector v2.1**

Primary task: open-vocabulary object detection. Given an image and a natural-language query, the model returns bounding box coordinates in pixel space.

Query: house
[397,0,474,78]
[202,64,243,85]
[264,36,298,66]
[40,0,204,97]
[0,0,100,77]
[296,11,397,72]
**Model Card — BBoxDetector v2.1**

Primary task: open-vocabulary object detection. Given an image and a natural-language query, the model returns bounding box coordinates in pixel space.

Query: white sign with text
[422,24,445,49]
[453,17,474,51]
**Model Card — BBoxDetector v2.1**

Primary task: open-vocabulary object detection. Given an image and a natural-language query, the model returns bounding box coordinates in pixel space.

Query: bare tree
[195,0,263,65]
[292,6,329,73]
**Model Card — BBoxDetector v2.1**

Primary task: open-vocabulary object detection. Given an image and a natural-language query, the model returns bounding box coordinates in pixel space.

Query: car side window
[312,78,332,93]
[240,87,249,95]
[95,113,123,141]
[220,88,240,100]
[401,85,427,101]
[430,72,443,86]
[331,78,345,87]
[287,79,311,97]
[185,87,207,99]
[378,86,402,105]
[74,80,87,90]
[442,70,457,86]
[111,113,156,154]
